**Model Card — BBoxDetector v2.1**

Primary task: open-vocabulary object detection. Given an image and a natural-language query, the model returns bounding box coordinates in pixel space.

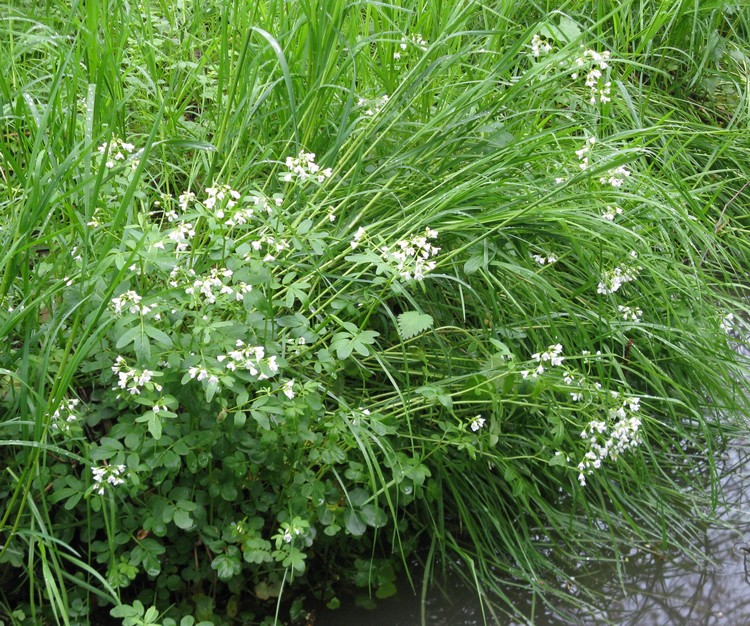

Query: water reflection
[317,441,750,625]
[565,440,750,626]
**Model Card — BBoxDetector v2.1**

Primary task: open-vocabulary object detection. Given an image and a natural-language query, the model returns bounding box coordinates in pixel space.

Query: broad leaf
[397,311,434,339]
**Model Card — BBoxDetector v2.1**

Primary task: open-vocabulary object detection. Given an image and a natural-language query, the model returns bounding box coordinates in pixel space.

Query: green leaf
[110,601,143,618]
[211,548,241,581]
[162,138,217,151]
[173,509,193,530]
[344,510,366,536]
[283,547,307,573]
[397,311,434,339]
[463,254,485,274]
[115,325,141,349]
[416,385,452,409]
[540,16,582,44]
[375,581,397,599]
[331,332,355,359]
[205,379,219,402]
[359,503,387,528]
[148,412,162,439]
[144,325,172,346]
[548,453,568,467]
[133,331,151,362]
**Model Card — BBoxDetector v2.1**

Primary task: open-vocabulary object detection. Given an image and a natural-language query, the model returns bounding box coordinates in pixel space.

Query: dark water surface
[316,440,750,625]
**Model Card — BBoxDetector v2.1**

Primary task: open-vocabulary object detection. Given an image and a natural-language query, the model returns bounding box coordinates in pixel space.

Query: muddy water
[317,440,750,625]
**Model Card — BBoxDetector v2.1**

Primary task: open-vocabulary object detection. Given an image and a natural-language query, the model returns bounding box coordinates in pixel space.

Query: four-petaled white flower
[470,415,486,432]
[91,464,127,495]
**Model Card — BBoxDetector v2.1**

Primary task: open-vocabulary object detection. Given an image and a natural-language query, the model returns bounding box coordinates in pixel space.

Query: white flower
[282,379,295,399]
[599,165,631,188]
[571,49,613,106]
[576,395,643,486]
[218,341,279,380]
[597,262,641,295]
[530,34,552,58]
[203,184,241,218]
[618,305,643,322]
[283,151,332,184]
[602,205,623,221]
[110,290,155,317]
[378,227,440,281]
[359,94,390,116]
[351,226,367,249]
[49,398,80,433]
[470,415,486,432]
[97,137,137,169]
[168,223,196,253]
[532,253,557,265]
[91,464,127,495]
[111,357,161,395]
[532,343,564,367]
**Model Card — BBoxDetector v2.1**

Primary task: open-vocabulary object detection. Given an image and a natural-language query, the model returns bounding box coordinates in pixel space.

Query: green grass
[1,0,750,624]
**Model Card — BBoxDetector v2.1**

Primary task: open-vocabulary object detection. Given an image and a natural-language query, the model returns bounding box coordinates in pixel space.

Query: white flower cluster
[522,343,564,379]
[571,49,612,105]
[350,407,372,426]
[168,223,196,253]
[245,234,290,262]
[187,366,220,386]
[530,34,552,58]
[576,136,596,170]
[379,227,440,281]
[282,151,332,183]
[394,33,428,60]
[602,205,623,221]
[185,267,252,305]
[222,192,282,228]
[97,137,137,169]
[178,191,196,214]
[87,209,101,228]
[110,290,156,317]
[597,254,641,295]
[49,398,80,434]
[112,356,161,395]
[91,464,127,495]
[577,395,642,487]
[151,400,169,414]
[217,340,280,380]
[358,94,389,116]
[285,336,308,356]
[599,165,631,188]
[470,415,486,432]
[168,265,196,288]
[562,370,587,401]
[281,379,295,399]
[350,226,367,249]
[618,305,643,322]
[532,253,558,265]
[203,184,240,217]
[280,522,306,544]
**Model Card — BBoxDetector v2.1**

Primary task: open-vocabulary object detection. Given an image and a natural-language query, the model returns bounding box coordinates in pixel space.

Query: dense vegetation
[2,0,750,624]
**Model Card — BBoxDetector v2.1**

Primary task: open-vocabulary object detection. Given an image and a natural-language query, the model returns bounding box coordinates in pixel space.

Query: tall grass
[1,0,749,624]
